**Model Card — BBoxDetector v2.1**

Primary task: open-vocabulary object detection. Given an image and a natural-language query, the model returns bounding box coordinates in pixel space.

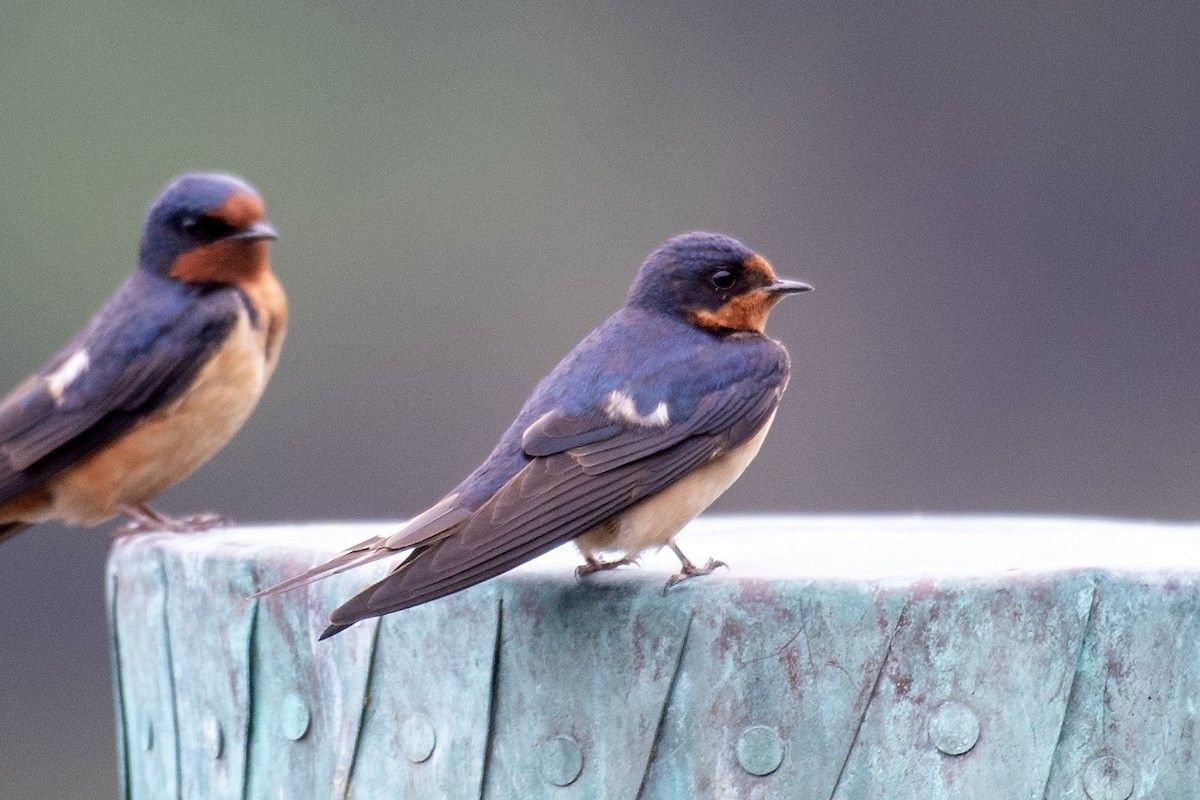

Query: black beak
[765,278,813,295]
[228,220,279,242]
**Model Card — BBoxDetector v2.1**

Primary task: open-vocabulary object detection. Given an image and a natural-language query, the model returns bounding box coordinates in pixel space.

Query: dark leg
[116,502,228,535]
[663,541,727,592]
[575,555,638,578]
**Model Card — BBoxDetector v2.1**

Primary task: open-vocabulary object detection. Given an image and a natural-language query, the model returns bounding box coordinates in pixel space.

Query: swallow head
[139,172,278,285]
[627,232,811,334]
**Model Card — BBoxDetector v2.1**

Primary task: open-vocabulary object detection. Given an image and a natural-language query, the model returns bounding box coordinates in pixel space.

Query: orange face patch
[211,191,267,229]
[690,290,785,334]
[689,252,784,333]
[171,238,272,285]
[744,253,778,283]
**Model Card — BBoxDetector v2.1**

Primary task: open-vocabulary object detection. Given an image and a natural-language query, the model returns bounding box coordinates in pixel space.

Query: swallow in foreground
[0,173,286,544]
[270,231,808,638]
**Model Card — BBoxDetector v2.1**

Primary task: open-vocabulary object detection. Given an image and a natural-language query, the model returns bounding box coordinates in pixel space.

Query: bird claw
[115,505,229,535]
[575,556,637,578]
[662,558,727,594]
[171,512,229,532]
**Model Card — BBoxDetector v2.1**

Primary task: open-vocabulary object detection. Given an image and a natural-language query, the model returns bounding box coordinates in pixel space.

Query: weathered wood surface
[108,515,1200,799]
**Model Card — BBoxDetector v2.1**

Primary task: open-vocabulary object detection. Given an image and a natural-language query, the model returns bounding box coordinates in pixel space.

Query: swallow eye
[178,214,234,241]
[710,269,736,291]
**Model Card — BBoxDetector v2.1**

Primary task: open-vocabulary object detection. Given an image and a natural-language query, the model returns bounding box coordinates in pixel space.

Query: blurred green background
[1,1,1197,797]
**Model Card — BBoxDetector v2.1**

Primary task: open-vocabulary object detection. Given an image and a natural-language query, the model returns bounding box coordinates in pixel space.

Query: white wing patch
[605,390,670,427]
[46,349,90,403]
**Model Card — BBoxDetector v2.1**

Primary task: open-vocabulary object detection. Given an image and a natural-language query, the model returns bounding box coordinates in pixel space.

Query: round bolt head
[202,715,224,760]
[1083,755,1134,800]
[930,701,980,756]
[400,715,437,763]
[279,692,311,742]
[736,726,785,776]
[538,735,584,786]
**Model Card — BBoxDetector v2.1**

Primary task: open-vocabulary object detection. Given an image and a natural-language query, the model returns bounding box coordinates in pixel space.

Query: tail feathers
[318,621,353,640]
[0,522,32,546]
[258,498,472,600]
[252,537,395,597]
[319,543,437,639]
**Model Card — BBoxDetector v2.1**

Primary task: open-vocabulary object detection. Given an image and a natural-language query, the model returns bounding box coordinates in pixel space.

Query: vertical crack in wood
[238,598,260,800]
[339,617,383,800]
[478,595,505,800]
[826,596,907,800]
[1041,573,1100,800]
[156,556,183,800]
[108,567,133,800]
[635,611,693,800]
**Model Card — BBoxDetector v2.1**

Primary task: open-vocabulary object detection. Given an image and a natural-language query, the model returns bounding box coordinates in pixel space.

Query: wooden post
[109,516,1200,798]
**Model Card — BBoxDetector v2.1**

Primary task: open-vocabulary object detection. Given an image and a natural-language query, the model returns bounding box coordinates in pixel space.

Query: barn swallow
[267,231,808,638]
[0,172,286,544]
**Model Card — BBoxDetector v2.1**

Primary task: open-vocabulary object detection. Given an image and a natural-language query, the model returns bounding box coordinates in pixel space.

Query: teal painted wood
[349,588,501,799]
[245,547,378,799]
[639,580,904,797]
[110,546,179,799]
[159,543,257,799]
[108,516,1200,799]
[482,576,691,798]
[1043,577,1200,798]
[830,577,1096,798]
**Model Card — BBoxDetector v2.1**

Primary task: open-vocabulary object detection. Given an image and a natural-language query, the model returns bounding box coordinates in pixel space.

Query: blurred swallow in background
[267,231,808,638]
[0,172,286,544]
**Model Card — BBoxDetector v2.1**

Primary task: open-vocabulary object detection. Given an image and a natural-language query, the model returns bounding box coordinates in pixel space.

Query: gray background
[1,2,1197,797]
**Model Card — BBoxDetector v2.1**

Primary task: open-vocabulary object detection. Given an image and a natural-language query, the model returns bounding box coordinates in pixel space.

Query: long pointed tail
[255,499,472,600]
[251,538,400,598]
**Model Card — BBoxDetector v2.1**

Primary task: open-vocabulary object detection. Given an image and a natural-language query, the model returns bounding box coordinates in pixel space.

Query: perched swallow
[269,231,809,638]
[0,173,286,543]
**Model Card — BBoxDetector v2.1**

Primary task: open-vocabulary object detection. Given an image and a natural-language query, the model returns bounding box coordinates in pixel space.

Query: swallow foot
[116,503,228,535]
[663,541,727,593]
[663,558,728,592]
[170,512,230,532]
[575,556,637,578]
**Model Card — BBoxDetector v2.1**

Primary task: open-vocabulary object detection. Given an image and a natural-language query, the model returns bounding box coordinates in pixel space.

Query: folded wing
[0,283,242,510]
[323,371,782,633]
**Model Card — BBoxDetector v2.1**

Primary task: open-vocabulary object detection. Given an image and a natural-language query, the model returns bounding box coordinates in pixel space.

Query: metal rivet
[929,701,980,756]
[1083,755,1134,800]
[736,725,785,776]
[142,721,154,752]
[202,715,224,760]
[400,714,436,763]
[538,735,584,786]
[280,692,311,741]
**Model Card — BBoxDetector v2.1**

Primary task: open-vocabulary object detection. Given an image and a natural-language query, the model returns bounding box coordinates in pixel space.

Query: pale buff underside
[36,307,280,526]
[574,409,777,561]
